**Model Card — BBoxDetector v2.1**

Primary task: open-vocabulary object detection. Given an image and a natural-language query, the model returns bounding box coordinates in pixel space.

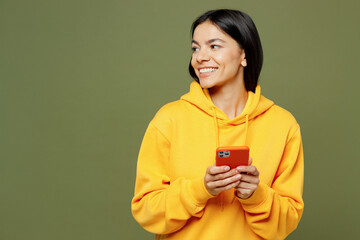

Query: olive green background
[1,0,359,239]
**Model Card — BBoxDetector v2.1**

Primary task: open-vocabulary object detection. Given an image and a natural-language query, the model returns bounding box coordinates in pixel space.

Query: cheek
[222,54,242,71]
[191,54,196,63]
[215,51,235,65]
[190,57,198,72]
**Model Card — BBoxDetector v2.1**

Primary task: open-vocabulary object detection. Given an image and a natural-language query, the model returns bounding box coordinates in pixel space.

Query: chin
[199,79,216,89]
[200,78,228,90]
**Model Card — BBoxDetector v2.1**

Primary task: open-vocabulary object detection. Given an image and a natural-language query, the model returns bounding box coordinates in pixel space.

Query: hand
[204,165,241,196]
[235,157,260,199]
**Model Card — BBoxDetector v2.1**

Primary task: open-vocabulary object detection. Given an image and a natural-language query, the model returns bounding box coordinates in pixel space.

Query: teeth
[199,68,217,73]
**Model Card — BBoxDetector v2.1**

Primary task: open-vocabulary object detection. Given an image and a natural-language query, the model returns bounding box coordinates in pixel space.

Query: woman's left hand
[235,157,260,199]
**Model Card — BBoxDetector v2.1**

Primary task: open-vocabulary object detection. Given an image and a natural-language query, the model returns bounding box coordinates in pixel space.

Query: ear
[240,50,247,67]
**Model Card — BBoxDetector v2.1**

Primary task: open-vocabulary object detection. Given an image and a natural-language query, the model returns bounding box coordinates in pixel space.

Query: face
[191,21,246,89]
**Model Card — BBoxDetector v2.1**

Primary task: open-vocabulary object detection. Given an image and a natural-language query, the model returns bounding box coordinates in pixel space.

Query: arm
[237,125,304,240]
[131,122,215,234]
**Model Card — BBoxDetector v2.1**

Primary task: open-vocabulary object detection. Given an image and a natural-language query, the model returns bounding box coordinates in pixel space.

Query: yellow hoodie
[131,81,304,240]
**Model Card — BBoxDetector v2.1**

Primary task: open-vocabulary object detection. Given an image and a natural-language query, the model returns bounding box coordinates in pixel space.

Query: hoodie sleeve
[131,121,215,235]
[237,124,304,240]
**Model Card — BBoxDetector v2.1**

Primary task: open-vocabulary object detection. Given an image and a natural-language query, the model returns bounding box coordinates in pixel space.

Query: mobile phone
[216,146,249,169]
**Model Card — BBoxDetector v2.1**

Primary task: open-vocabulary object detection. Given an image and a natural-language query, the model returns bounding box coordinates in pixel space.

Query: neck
[209,80,248,119]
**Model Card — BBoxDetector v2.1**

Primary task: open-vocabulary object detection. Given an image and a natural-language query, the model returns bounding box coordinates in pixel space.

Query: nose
[195,48,210,63]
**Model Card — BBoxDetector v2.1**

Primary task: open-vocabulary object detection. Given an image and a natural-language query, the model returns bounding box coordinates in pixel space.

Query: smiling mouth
[199,67,218,73]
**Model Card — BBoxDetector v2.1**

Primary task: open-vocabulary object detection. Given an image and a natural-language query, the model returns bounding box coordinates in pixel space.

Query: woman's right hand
[204,165,241,196]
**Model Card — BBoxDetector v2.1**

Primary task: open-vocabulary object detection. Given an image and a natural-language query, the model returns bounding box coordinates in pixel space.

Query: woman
[131,9,304,240]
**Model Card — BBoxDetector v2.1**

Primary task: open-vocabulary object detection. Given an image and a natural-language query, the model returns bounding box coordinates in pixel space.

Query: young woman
[131,9,304,240]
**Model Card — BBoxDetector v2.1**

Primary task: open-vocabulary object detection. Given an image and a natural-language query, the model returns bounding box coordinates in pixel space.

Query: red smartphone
[216,146,249,169]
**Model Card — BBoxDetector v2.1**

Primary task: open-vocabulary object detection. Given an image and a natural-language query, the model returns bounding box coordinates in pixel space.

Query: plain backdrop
[1,0,359,239]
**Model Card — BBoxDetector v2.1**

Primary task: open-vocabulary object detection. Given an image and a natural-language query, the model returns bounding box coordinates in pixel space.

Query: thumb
[248,157,253,165]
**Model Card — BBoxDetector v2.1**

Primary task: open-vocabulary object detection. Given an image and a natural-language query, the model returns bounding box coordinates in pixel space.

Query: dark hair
[188,9,263,92]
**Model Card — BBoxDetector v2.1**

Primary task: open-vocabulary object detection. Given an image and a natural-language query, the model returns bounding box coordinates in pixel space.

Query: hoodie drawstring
[244,114,249,146]
[212,107,220,149]
[211,107,224,210]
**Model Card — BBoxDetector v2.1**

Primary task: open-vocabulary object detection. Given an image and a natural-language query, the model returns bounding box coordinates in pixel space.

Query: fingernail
[224,166,230,171]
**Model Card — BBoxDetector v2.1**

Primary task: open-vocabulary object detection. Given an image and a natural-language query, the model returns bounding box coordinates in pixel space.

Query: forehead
[192,21,230,42]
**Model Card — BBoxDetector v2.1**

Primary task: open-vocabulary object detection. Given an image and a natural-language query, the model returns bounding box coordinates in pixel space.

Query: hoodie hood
[181,81,274,126]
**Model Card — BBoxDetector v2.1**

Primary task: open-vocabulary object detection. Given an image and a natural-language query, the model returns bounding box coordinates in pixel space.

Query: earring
[241,60,247,67]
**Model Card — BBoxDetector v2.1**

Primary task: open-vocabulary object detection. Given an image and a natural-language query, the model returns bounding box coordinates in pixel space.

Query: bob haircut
[188,9,263,92]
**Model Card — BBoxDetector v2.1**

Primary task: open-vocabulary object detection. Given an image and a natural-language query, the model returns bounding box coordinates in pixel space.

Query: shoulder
[152,100,188,122]
[268,105,298,123]
[264,103,301,136]
[149,100,188,133]
[155,100,188,117]
[256,93,299,129]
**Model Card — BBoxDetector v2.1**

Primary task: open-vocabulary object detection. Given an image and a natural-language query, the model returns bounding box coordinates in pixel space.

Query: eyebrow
[191,38,226,45]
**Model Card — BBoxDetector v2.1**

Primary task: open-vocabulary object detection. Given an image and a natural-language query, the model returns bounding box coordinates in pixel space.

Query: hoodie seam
[150,121,171,145]
[285,124,300,145]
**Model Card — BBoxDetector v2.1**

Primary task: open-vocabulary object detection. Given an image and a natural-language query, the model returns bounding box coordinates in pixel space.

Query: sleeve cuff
[237,182,270,209]
[188,177,215,205]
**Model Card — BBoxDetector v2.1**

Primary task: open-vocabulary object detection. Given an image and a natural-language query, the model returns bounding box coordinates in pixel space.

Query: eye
[211,45,220,49]
[191,46,199,52]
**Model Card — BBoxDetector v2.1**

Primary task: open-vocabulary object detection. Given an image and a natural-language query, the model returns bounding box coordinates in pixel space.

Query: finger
[212,168,239,181]
[238,174,260,184]
[236,189,254,198]
[236,165,259,176]
[216,180,241,193]
[210,174,241,188]
[208,165,230,175]
[213,174,241,188]
[235,181,257,190]
[205,170,239,187]
[248,157,253,165]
